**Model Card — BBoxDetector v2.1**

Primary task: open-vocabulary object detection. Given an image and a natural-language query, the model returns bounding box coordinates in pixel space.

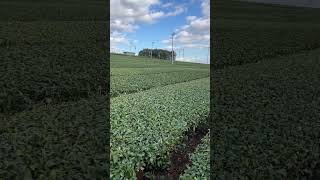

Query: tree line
[138,48,176,60]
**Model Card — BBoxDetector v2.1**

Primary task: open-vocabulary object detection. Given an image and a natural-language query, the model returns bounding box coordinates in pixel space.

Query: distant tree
[138,48,176,60]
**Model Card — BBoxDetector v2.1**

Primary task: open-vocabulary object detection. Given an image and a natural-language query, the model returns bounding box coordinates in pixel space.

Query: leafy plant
[180,133,210,180]
[111,78,210,179]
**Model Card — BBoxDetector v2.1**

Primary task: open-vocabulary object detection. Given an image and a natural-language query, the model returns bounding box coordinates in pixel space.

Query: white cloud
[110,0,187,48]
[201,0,210,17]
[165,5,187,17]
[162,0,210,50]
[110,19,138,33]
[110,31,129,51]
[186,16,197,21]
[138,11,165,23]
[162,2,174,8]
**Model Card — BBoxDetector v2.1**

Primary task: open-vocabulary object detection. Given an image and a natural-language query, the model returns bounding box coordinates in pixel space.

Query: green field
[211,0,320,179]
[0,1,109,179]
[2,0,320,179]
[110,54,210,179]
[212,0,320,69]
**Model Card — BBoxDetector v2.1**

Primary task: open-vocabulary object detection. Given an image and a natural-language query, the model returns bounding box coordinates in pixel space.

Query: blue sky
[110,0,210,64]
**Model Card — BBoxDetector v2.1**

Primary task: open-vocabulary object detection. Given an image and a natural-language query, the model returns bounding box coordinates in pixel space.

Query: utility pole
[171,32,175,64]
[183,48,184,60]
[207,46,209,64]
[129,40,134,52]
[151,41,155,59]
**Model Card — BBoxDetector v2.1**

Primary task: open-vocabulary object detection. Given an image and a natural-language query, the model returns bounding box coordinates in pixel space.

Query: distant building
[123,51,135,56]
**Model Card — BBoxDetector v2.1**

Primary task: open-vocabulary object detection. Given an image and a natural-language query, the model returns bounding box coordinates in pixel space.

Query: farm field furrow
[111,70,209,97]
[111,77,209,179]
[180,133,210,180]
[211,48,320,179]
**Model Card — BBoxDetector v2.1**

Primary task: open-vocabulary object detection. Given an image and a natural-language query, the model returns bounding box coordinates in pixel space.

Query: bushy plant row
[110,54,209,69]
[211,49,320,179]
[180,133,210,180]
[111,67,207,76]
[111,70,209,97]
[212,0,320,69]
[0,43,108,114]
[0,1,108,21]
[212,19,320,69]
[213,0,320,24]
[0,21,107,47]
[111,78,210,179]
[0,96,109,179]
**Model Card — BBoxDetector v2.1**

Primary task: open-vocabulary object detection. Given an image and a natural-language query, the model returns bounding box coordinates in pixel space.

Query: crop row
[211,48,320,179]
[0,1,108,21]
[111,54,209,69]
[212,19,320,69]
[111,70,209,97]
[111,67,207,76]
[180,132,210,180]
[111,78,210,179]
[212,0,320,69]
[0,44,108,114]
[0,96,109,179]
[213,0,320,24]
[0,21,107,47]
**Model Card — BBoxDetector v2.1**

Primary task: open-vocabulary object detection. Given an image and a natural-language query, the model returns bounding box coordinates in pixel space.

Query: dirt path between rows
[136,124,209,180]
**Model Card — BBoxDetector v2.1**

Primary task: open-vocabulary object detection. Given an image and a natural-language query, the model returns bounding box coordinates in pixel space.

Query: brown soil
[137,124,209,180]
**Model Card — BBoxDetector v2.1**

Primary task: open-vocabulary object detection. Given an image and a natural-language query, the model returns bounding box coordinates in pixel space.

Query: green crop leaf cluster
[111,78,210,179]
[111,70,209,97]
[0,22,107,47]
[111,67,206,76]
[0,1,108,21]
[1,2,109,178]
[0,97,109,179]
[212,1,320,69]
[180,133,210,180]
[211,49,320,179]
[0,22,108,114]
